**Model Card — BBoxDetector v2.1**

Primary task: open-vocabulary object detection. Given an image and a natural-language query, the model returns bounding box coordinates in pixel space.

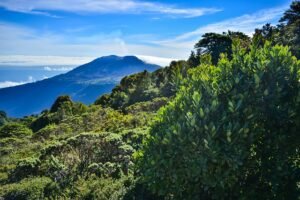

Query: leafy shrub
[50,95,73,113]
[0,172,8,184]
[9,157,41,181]
[0,137,26,156]
[34,123,72,140]
[70,175,133,200]
[0,177,52,200]
[125,97,169,114]
[139,43,300,199]
[121,128,149,150]
[0,123,32,138]
[39,132,134,180]
[30,96,87,132]
[42,155,71,188]
[34,124,58,139]
[95,93,111,107]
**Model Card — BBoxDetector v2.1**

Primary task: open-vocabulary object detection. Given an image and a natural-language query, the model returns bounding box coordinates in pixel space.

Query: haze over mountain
[0,55,160,117]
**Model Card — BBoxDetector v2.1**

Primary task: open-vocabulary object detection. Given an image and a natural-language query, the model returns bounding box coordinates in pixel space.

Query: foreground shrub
[138,42,300,199]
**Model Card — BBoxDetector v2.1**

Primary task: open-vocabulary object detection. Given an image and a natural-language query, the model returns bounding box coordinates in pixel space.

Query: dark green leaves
[139,42,300,199]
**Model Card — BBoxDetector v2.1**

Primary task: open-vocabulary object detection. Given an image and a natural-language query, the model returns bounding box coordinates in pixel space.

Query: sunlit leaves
[139,42,300,199]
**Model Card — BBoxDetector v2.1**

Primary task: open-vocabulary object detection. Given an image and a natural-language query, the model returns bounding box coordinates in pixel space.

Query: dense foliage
[0,93,161,199]
[95,60,190,110]
[0,2,299,199]
[138,42,300,199]
[279,0,300,58]
[0,123,32,138]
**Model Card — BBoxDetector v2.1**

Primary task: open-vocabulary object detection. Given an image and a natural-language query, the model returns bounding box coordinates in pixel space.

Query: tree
[194,31,250,65]
[138,42,300,199]
[0,110,8,126]
[50,95,73,113]
[227,30,251,49]
[195,32,232,65]
[187,51,200,68]
[253,23,279,46]
[280,0,300,25]
[278,0,300,58]
[95,94,111,107]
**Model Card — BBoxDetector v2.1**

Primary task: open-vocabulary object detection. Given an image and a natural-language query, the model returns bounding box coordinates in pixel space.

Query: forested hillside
[0,1,299,199]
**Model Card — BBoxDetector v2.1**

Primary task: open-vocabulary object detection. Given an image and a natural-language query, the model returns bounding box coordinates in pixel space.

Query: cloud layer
[43,66,75,71]
[0,55,94,66]
[0,54,174,67]
[0,76,34,88]
[0,0,220,18]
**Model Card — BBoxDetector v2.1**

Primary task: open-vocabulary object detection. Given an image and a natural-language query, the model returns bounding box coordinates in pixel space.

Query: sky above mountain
[0,0,292,66]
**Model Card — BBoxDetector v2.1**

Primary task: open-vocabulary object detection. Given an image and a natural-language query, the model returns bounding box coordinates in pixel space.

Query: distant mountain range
[0,55,160,117]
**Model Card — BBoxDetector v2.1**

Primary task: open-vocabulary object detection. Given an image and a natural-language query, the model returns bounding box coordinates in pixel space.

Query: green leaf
[254,73,260,87]
[199,108,205,118]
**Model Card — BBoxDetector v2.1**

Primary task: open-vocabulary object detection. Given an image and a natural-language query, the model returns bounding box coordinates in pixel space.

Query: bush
[70,175,132,200]
[50,95,73,113]
[34,123,72,140]
[31,97,87,132]
[0,177,52,200]
[125,97,169,114]
[138,43,300,199]
[39,132,135,181]
[9,157,41,181]
[0,123,32,138]
[121,128,149,150]
[34,124,58,139]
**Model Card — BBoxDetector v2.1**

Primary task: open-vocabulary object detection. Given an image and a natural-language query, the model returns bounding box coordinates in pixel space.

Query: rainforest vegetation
[0,1,299,199]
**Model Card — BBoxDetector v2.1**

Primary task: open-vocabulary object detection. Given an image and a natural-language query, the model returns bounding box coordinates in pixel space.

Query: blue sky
[0,0,293,66]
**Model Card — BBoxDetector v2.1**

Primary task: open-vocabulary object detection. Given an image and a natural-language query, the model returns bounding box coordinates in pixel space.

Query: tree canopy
[193,31,250,65]
[279,0,300,58]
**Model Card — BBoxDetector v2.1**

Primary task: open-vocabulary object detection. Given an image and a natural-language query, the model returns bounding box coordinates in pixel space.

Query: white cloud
[0,81,26,88]
[43,66,75,71]
[155,6,287,50]
[0,0,220,18]
[137,55,176,66]
[0,54,94,66]
[0,54,176,67]
[0,76,35,88]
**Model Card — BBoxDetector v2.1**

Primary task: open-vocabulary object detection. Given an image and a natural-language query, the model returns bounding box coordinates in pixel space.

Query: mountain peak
[93,55,143,63]
[123,55,144,63]
[66,55,159,80]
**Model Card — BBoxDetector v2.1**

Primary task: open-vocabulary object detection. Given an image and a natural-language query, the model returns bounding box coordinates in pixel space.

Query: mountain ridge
[0,55,160,117]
